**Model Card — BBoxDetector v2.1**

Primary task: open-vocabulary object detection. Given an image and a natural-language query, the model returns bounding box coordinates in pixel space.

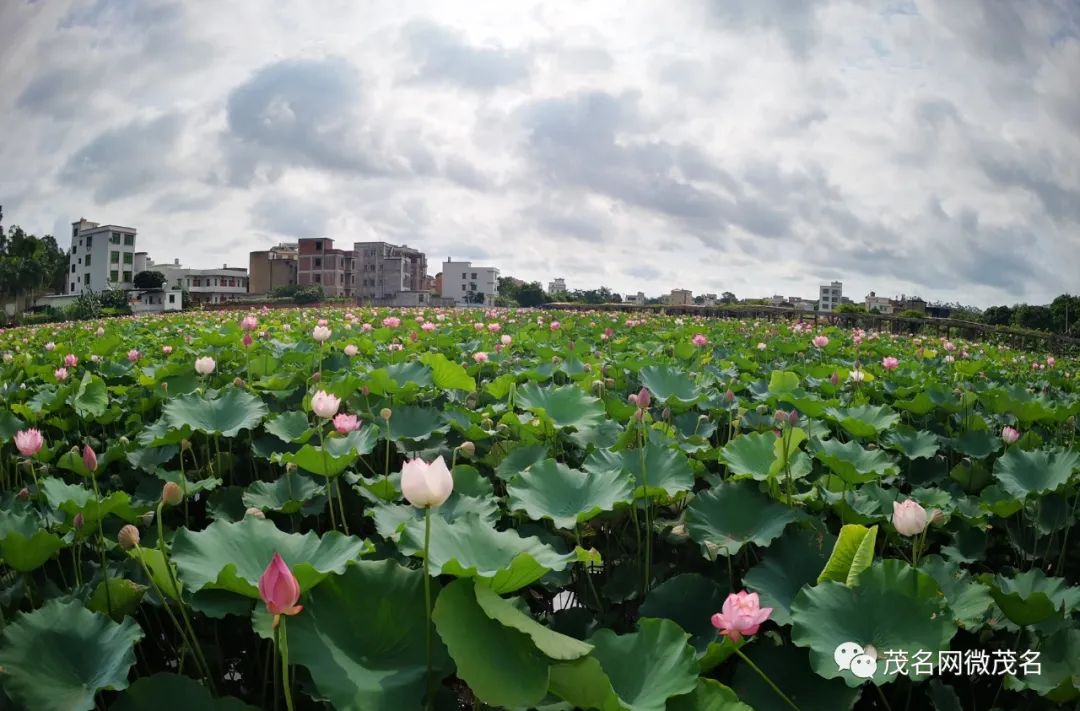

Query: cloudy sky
[1,0,1077,306]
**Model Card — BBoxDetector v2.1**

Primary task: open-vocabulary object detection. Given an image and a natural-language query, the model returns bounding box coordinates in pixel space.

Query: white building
[129,288,183,313]
[134,254,249,305]
[865,291,894,314]
[818,281,843,312]
[441,258,499,306]
[548,278,567,295]
[623,291,647,304]
[701,293,719,306]
[66,218,138,295]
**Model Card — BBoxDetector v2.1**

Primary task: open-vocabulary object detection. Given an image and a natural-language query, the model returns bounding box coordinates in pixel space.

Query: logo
[834,642,878,680]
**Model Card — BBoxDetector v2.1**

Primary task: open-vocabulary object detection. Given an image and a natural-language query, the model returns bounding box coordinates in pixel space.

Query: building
[135,254,249,305]
[66,218,138,295]
[623,291,647,304]
[441,258,499,306]
[296,238,354,298]
[700,293,719,306]
[665,289,693,306]
[548,278,567,295]
[249,243,298,295]
[354,242,429,305]
[865,291,894,314]
[897,295,927,313]
[818,281,843,312]
[128,288,183,313]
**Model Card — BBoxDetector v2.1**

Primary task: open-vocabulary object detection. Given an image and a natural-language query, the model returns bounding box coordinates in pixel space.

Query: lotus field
[2,307,1080,711]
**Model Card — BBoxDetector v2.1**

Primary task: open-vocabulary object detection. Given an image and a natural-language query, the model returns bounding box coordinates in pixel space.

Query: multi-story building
[665,289,693,306]
[898,295,927,313]
[623,291,647,304]
[297,238,354,298]
[66,218,137,294]
[818,281,843,312]
[249,243,298,295]
[134,254,249,305]
[441,258,499,306]
[548,277,567,295]
[354,242,429,305]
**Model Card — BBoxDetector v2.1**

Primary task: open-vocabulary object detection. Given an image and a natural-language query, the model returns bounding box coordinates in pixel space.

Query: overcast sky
[1,0,1077,306]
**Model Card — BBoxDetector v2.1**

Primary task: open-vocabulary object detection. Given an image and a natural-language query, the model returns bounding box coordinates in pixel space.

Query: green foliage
[132,270,166,289]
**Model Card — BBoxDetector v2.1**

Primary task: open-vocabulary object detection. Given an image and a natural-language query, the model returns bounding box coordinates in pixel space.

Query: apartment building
[134,254,249,305]
[865,291,895,314]
[548,277,567,295]
[66,218,137,294]
[664,289,693,306]
[818,281,843,312]
[249,243,298,295]
[441,258,499,306]
[623,291,647,304]
[297,238,354,298]
[354,242,429,305]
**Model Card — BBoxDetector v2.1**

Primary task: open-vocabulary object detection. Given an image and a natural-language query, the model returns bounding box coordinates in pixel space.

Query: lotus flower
[692,334,708,346]
[473,351,489,363]
[14,428,44,457]
[312,325,332,342]
[421,322,437,332]
[882,356,899,370]
[194,356,216,375]
[64,353,78,367]
[333,413,360,434]
[550,321,561,331]
[812,335,829,348]
[311,390,341,419]
[163,345,173,354]
[756,342,767,350]
[892,499,929,537]
[83,444,98,472]
[635,387,651,409]
[344,344,358,357]
[241,315,258,331]
[127,349,140,362]
[382,317,401,328]
[401,456,454,508]
[1001,426,1020,444]
[54,367,69,381]
[711,591,773,642]
[45,341,56,351]
[117,525,140,550]
[258,552,303,624]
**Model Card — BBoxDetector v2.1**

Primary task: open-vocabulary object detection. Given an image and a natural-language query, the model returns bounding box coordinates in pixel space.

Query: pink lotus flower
[417,322,433,333]
[362,323,373,332]
[333,413,360,434]
[194,356,216,375]
[692,334,708,347]
[388,343,403,352]
[162,345,173,355]
[242,333,253,348]
[344,344,359,357]
[501,334,512,345]
[127,349,140,362]
[1001,426,1020,444]
[401,456,454,508]
[1047,357,1056,367]
[54,367,69,381]
[882,356,899,370]
[473,322,485,331]
[473,351,489,363]
[943,341,956,352]
[45,342,56,351]
[310,390,341,419]
[488,323,501,332]
[317,319,328,327]
[258,552,303,624]
[383,317,401,328]
[812,335,829,348]
[312,325,332,342]
[241,316,258,331]
[892,499,929,537]
[83,445,98,472]
[711,591,773,642]
[64,354,78,367]
[14,428,44,457]
[550,321,561,331]
[635,387,651,409]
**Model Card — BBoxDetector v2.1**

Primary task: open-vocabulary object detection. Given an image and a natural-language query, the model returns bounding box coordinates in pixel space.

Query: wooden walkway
[540,303,1080,356]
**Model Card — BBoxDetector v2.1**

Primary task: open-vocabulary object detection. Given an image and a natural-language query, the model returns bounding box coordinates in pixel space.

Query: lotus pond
[0,308,1078,710]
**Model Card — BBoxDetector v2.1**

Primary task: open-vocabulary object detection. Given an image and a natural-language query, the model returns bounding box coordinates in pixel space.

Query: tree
[0,225,68,314]
[1049,294,1079,335]
[133,271,166,289]
[1013,304,1054,332]
[982,305,1013,326]
[464,291,487,305]
[514,282,548,307]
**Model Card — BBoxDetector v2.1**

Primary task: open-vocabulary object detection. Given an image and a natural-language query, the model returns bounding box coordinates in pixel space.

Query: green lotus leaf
[732,640,860,711]
[56,448,93,477]
[370,493,499,541]
[685,480,801,558]
[473,583,593,660]
[0,510,65,572]
[263,411,315,443]
[0,599,143,711]
[639,365,701,403]
[744,527,835,625]
[883,428,940,459]
[550,618,699,711]
[950,430,1000,458]
[516,383,606,430]
[1003,627,1080,698]
[171,516,370,598]
[619,444,696,497]
[289,560,451,711]
[984,569,1080,626]
[87,578,148,621]
[667,679,753,711]
[495,444,551,481]
[163,388,268,436]
[433,578,551,709]
[0,408,25,441]
[381,405,448,441]
[719,432,776,480]
[126,445,180,473]
[916,556,993,630]
[824,404,900,438]
[41,478,144,526]
[71,371,109,419]
[242,471,323,514]
[271,427,379,477]
[111,673,258,711]
[768,371,800,396]
[639,573,734,669]
[129,547,181,602]
[791,560,956,686]
[992,447,1079,499]
[810,438,898,484]
[397,514,577,593]
[420,352,476,391]
[507,458,633,529]
[816,524,878,586]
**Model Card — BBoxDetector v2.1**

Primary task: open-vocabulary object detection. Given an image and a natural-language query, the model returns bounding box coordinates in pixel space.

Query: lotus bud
[636,388,651,409]
[118,524,140,550]
[311,372,321,382]
[17,487,29,500]
[774,410,787,423]
[118,436,129,446]
[245,507,266,520]
[74,512,85,529]
[361,385,370,397]
[788,410,800,427]
[830,372,840,386]
[181,439,192,451]
[82,445,98,472]
[480,417,494,430]
[458,441,476,457]
[628,393,639,406]
[380,407,393,420]
[724,389,735,403]
[233,377,244,387]
[661,407,671,420]
[496,423,509,434]
[162,482,183,506]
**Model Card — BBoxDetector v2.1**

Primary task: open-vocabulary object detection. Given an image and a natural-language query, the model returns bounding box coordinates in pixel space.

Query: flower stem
[733,646,800,711]
[423,506,434,710]
[276,617,296,711]
[88,467,113,618]
[317,425,338,532]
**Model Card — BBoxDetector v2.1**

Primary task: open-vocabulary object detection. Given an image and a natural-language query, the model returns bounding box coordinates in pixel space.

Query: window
[77,257,82,265]
[85,254,91,266]
[86,234,93,247]
[471,272,477,280]
[111,251,120,263]
[71,265,75,273]
[315,241,323,251]
[314,273,321,283]
[169,294,175,304]
[123,252,133,264]
[123,234,134,246]
[110,270,119,282]
[122,271,132,282]
[461,284,466,291]
[111,232,120,244]
[85,273,91,286]
[470,284,477,291]
[314,258,322,268]
[77,275,81,283]
[72,244,77,254]
[70,282,75,291]
[461,272,466,279]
